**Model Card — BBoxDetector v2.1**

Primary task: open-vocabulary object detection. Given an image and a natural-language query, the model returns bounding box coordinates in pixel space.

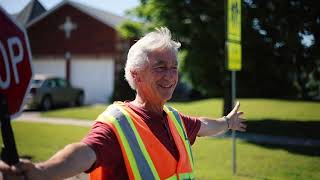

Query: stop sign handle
[0,94,19,165]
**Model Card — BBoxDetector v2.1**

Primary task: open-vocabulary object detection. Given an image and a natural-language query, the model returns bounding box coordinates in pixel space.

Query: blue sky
[0,0,140,16]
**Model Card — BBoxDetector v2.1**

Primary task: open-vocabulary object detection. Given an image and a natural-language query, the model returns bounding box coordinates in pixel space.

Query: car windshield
[32,79,44,87]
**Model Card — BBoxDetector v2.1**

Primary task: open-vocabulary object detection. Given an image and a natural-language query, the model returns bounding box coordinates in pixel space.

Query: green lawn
[169,99,320,138]
[42,98,320,121]
[4,122,90,161]
[1,122,319,179]
[171,98,320,121]
[193,138,320,180]
[42,104,106,120]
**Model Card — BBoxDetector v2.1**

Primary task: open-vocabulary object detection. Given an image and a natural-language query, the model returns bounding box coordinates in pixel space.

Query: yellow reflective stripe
[166,175,178,180]
[179,172,195,180]
[115,105,160,180]
[164,106,194,169]
[163,106,170,116]
[97,113,142,180]
[166,172,194,180]
[169,111,194,169]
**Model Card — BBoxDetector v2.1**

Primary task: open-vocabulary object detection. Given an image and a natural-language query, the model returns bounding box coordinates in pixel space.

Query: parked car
[26,74,85,111]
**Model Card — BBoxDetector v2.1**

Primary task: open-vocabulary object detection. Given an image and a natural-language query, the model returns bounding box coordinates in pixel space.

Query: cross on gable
[59,16,77,39]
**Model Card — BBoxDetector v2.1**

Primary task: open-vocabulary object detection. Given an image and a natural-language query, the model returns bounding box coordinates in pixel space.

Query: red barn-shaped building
[15,0,129,104]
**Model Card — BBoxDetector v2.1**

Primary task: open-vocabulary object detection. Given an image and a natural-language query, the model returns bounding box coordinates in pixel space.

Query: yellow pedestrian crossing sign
[227,0,242,71]
[228,0,241,42]
[227,41,242,71]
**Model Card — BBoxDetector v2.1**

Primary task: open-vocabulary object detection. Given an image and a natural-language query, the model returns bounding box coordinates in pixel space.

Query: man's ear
[131,70,140,82]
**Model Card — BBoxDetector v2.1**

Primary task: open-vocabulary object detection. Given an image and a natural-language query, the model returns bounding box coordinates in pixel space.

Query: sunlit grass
[41,98,320,121]
[193,137,320,179]
[0,122,90,161]
[1,122,319,179]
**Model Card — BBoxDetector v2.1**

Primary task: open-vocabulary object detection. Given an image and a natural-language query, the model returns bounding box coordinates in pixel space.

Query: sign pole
[0,94,19,165]
[226,0,241,175]
[231,71,236,175]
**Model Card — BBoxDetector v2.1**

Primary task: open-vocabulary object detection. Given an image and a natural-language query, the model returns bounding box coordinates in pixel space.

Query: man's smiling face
[136,48,178,104]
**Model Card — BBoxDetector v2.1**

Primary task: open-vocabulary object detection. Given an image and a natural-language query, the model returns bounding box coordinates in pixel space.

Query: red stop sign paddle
[0,7,33,165]
[0,7,33,118]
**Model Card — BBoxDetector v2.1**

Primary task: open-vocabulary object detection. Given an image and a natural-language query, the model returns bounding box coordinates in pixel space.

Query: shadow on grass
[246,119,320,139]
[20,155,33,160]
[250,143,320,156]
[243,119,320,156]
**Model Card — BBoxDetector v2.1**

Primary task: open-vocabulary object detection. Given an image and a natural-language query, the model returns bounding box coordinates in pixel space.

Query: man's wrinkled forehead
[152,58,178,67]
[147,48,178,64]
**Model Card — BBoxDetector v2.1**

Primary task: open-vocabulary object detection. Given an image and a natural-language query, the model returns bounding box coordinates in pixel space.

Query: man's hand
[226,101,246,132]
[0,159,39,180]
[198,101,247,136]
[0,142,96,180]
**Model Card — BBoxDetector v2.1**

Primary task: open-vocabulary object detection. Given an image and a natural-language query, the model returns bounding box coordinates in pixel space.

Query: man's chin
[157,89,174,101]
[162,93,173,101]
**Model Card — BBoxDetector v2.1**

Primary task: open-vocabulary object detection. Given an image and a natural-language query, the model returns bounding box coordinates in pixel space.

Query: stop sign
[0,7,33,119]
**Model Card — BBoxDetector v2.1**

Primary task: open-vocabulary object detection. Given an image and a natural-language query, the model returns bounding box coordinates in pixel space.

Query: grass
[42,104,106,120]
[1,122,319,179]
[169,99,320,138]
[42,98,320,121]
[193,138,320,180]
[169,98,320,121]
[1,121,90,161]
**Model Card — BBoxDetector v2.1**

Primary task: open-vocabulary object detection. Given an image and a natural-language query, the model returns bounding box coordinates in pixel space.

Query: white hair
[124,27,181,90]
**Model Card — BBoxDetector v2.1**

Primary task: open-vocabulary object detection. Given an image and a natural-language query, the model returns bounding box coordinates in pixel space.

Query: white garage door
[71,58,114,104]
[32,59,65,78]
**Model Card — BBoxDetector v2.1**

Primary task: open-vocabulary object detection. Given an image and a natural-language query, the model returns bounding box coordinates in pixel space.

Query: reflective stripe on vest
[97,104,194,179]
[163,106,194,180]
[166,172,195,180]
[106,105,160,180]
[164,106,194,169]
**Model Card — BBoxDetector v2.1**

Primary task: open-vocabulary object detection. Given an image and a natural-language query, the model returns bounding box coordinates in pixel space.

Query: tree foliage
[119,0,320,99]
[242,0,320,99]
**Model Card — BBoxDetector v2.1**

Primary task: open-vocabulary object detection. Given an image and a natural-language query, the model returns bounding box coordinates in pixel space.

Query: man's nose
[164,68,178,79]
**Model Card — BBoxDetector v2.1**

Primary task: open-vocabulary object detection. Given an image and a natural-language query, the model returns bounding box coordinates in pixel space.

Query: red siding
[27,4,118,56]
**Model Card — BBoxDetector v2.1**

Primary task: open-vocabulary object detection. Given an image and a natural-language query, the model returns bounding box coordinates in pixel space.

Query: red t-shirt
[82,102,201,179]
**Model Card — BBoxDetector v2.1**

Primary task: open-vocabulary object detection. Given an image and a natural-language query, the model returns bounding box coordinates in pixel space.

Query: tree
[118,0,320,101]
[241,0,320,99]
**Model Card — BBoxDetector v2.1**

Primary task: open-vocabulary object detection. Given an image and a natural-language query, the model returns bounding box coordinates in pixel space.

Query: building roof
[13,0,46,26]
[70,1,125,28]
[24,0,126,29]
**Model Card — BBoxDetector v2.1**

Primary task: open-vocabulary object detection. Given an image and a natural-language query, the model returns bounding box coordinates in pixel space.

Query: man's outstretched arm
[1,142,96,180]
[197,102,246,137]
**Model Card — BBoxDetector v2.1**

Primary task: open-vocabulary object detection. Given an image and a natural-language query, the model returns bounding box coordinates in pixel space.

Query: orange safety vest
[90,102,194,180]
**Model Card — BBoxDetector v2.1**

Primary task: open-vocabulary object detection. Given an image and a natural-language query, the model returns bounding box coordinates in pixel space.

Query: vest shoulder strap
[164,106,188,139]
[102,104,160,180]
[164,105,194,167]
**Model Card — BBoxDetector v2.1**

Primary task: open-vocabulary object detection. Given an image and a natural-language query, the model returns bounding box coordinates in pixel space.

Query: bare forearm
[34,142,96,179]
[197,117,228,137]
[197,102,247,137]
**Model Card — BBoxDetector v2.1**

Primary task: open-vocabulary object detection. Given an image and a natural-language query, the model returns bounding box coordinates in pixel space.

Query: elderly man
[0,27,246,180]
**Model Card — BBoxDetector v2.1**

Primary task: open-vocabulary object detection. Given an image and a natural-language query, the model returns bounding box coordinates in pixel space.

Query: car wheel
[41,96,52,111]
[75,93,84,106]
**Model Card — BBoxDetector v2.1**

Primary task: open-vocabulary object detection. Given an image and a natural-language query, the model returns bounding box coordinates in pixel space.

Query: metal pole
[0,94,19,165]
[231,71,236,175]
[225,0,237,175]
